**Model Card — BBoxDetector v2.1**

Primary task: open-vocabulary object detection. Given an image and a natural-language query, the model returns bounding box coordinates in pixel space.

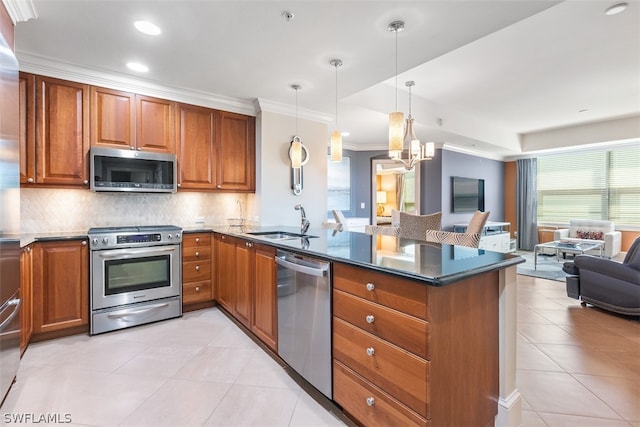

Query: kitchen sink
[247,231,318,240]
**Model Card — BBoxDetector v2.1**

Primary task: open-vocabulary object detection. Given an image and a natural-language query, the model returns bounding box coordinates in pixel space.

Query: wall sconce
[376,191,387,215]
[289,136,309,195]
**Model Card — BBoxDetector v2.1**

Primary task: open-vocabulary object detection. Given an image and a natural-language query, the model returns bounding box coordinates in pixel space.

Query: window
[327,156,351,214]
[537,146,640,227]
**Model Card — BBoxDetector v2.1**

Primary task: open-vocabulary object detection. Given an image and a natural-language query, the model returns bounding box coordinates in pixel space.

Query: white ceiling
[12,0,640,158]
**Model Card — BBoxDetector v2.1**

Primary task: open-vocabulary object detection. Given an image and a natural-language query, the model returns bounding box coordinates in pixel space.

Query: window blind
[537,146,640,227]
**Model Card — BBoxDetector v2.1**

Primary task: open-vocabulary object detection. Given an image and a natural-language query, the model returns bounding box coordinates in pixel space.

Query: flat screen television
[452,176,485,213]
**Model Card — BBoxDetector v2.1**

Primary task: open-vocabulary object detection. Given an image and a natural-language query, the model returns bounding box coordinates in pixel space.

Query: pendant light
[330,59,343,162]
[395,80,435,170]
[388,20,405,158]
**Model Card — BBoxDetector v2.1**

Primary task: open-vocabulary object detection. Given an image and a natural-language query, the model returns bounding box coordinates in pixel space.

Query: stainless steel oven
[88,225,182,335]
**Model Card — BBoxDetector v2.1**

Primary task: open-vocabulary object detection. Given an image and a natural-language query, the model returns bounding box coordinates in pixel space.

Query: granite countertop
[22,224,524,286]
[212,225,525,286]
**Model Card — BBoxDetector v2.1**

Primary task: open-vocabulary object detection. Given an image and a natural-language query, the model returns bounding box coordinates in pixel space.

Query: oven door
[91,245,181,310]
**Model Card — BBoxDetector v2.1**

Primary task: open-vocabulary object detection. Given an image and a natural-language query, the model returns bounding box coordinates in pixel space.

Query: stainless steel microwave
[90,147,177,193]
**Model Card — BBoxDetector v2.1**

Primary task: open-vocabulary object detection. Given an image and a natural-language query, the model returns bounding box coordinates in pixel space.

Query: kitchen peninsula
[215,225,524,427]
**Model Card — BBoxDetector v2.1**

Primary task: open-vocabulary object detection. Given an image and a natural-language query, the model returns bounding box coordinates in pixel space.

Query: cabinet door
[136,95,175,153]
[90,87,136,150]
[251,244,277,351]
[214,111,255,191]
[234,240,253,327]
[32,240,89,334]
[19,72,35,185]
[20,245,33,354]
[176,103,216,190]
[35,76,90,186]
[215,234,235,312]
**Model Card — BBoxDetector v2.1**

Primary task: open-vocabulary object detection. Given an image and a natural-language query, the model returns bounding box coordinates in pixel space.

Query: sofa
[553,219,622,258]
[564,237,640,316]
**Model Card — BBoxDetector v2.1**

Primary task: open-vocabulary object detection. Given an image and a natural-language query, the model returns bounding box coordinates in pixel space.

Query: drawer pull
[195,237,200,243]
[195,286,200,292]
[195,265,200,271]
[366,397,375,407]
[366,282,375,291]
[195,251,200,257]
[366,347,375,356]
[366,315,375,324]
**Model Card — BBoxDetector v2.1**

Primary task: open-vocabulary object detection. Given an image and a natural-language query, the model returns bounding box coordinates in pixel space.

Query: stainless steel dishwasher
[276,249,331,399]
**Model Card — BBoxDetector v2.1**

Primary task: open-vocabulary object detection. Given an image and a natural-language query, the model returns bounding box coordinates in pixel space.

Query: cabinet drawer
[333,262,428,320]
[183,233,211,247]
[182,245,211,262]
[182,260,211,282]
[334,290,429,360]
[334,318,429,418]
[334,361,428,427]
[183,280,212,304]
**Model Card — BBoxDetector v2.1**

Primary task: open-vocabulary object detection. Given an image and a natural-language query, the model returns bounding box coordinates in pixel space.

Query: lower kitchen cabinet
[332,262,499,427]
[214,233,277,351]
[32,239,89,337]
[20,245,33,354]
[182,232,214,307]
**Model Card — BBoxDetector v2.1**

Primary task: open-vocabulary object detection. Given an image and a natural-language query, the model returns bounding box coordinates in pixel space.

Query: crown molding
[17,52,256,116]
[255,98,333,124]
[2,0,37,24]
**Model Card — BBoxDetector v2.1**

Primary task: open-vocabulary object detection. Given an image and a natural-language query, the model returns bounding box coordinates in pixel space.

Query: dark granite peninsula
[216,226,524,427]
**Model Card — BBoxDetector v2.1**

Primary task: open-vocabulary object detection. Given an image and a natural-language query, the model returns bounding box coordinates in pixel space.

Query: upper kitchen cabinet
[214,111,255,192]
[177,106,256,192]
[176,103,216,190]
[91,87,175,154]
[33,76,90,187]
[19,72,35,185]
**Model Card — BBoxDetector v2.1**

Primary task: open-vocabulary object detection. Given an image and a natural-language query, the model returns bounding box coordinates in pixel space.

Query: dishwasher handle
[276,254,329,278]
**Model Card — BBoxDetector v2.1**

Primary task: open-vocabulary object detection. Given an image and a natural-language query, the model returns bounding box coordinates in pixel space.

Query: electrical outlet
[194,216,205,224]
[360,202,365,209]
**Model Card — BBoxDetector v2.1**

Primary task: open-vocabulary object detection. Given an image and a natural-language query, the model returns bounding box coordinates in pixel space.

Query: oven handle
[106,302,170,322]
[96,246,177,260]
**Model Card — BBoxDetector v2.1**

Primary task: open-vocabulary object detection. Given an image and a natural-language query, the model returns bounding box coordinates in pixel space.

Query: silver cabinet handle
[195,265,200,271]
[366,282,375,291]
[81,240,87,246]
[195,237,200,243]
[217,185,222,189]
[195,251,200,257]
[27,177,34,183]
[83,179,88,185]
[366,347,375,356]
[366,315,375,324]
[195,286,200,292]
[366,397,375,407]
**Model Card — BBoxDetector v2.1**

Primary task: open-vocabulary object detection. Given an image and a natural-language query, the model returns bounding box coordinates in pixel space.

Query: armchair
[554,219,622,258]
[564,237,640,316]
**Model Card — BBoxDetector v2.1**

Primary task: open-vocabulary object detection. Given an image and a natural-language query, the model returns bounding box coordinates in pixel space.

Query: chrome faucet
[295,204,310,235]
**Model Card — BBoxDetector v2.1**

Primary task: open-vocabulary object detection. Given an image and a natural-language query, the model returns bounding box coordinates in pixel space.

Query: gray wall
[346,148,505,229]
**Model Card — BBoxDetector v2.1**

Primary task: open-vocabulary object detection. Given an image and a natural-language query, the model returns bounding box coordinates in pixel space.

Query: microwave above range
[90,147,177,193]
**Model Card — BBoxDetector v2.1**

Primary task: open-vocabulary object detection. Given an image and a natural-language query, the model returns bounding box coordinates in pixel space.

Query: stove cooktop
[87,225,182,235]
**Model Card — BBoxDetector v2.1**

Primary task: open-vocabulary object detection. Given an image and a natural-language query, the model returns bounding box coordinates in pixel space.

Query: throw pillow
[576,230,604,240]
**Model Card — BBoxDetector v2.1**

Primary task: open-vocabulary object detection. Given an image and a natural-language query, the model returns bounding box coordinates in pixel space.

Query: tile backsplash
[21,188,252,233]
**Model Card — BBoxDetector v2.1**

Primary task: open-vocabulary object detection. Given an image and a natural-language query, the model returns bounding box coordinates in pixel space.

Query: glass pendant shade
[330,130,342,162]
[389,111,404,156]
[291,137,303,168]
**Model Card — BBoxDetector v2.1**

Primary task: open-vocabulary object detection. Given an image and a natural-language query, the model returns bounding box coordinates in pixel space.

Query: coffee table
[534,240,603,269]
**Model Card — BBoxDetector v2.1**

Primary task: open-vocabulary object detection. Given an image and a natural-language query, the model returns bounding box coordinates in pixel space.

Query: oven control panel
[88,227,182,249]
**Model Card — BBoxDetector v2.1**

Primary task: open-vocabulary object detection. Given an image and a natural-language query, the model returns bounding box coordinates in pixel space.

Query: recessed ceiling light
[605,2,628,15]
[126,62,149,73]
[134,20,161,35]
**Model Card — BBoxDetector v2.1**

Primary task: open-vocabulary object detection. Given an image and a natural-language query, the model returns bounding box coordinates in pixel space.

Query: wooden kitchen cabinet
[19,72,36,185]
[332,262,499,427]
[176,103,216,190]
[91,87,175,154]
[32,239,89,336]
[20,245,33,354]
[20,75,90,187]
[182,233,214,307]
[214,111,255,192]
[213,234,277,350]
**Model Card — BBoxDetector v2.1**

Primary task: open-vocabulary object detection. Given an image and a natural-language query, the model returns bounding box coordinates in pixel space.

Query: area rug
[515,250,570,282]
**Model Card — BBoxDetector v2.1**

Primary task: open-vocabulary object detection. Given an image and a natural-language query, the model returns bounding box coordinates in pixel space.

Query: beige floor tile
[536,344,637,378]
[121,378,232,426]
[517,370,621,419]
[538,412,633,426]
[574,374,640,422]
[173,346,258,384]
[203,384,299,426]
[517,322,579,345]
[114,343,203,378]
[234,349,302,391]
[517,341,564,372]
[288,391,346,426]
[521,409,547,426]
